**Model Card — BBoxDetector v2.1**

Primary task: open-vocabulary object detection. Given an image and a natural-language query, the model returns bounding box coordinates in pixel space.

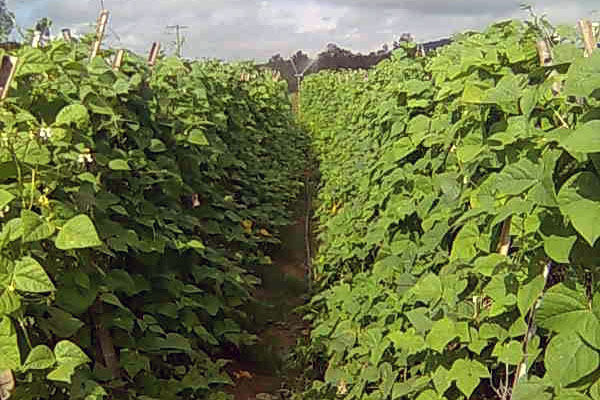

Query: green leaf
[0,190,14,210]
[512,381,552,400]
[21,210,55,243]
[558,172,600,247]
[413,273,442,305]
[426,318,457,353]
[388,328,425,355]
[0,317,20,370]
[120,349,150,378]
[55,104,89,128]
[108,159,131,171]
[187,129,209,146]
[561,120,600,155]
[47,363,78,383]
[148,139,167,152]
[555,390,593,400]
[517,275,545,315]
[493,341,523,365]
[545,332,598,386]
[578,313,600,350]
[22,345,56,371]
[450,221,479,261]
[537,284,589,333]
[55,215,102,250]
[46,307,84,338]
[451,359,489,397]
[0,290,20,315]
[54,340,90,366]
[432,366,452,395]
[544,235,577,263]
[13,257,55,293]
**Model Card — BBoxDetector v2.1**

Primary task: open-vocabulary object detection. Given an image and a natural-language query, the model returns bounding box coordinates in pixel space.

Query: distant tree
[0,0,14,41]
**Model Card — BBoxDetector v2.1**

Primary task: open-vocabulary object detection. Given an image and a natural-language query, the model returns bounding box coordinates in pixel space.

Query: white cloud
[7,0,600,61]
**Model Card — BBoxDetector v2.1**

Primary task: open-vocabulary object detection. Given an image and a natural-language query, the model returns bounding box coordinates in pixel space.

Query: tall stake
[509,36,560,400]
[62,28,72,42]
[579,20,596,57]
[90,10,109,60]
[0,56,18,100]
[112,49,124,70]
[148,42,161,66]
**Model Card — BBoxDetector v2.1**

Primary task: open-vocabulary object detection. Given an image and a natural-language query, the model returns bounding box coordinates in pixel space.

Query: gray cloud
[8,0,600,61]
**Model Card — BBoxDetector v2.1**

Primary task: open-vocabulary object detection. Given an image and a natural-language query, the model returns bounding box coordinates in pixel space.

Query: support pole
[90,10,109,60]
[112,49,124,70]
[0,56,18,100]
[148,42,161,66]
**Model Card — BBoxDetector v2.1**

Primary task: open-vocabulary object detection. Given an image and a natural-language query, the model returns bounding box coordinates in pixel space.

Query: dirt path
[227,195,311,400]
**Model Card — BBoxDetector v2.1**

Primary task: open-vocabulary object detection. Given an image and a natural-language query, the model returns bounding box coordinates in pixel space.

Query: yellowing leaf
[259,229,272,237]
[241,220,253,234]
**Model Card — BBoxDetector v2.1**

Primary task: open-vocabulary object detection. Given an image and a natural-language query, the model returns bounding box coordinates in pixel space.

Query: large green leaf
[545,332,598,386]
[544,235,577,263]
[13,257,55,293]
[537,284,589,333]
[22,345,56,371]
[517,275,545,316]
[561,120,600,155]
[0,190,14,210]
[21,210,55,243]
[55,215,102,250]
[426,318,457,353]
[55,104,90,128]
[450,359,489,397]
[108,159,131,171]
[0,317,20,370]
[557,172,600,246]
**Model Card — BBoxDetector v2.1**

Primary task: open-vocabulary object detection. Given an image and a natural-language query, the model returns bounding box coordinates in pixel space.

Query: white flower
[39,127,52,140]
[77,150,93,165]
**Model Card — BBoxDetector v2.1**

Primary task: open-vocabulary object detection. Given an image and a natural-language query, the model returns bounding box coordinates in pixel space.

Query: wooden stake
[112,49,124,70]
[148,42,160,66]
[0,56,18,100]
[90,10,109,60]
[579,20,595,57]
[536,40,552,66]
[62,28,72,42]
[497,217,512,256]
[0,369,14,400]
[31,30,42,48]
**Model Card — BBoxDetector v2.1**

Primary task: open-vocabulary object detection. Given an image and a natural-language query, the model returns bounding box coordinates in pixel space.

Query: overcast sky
[8,1,600,61]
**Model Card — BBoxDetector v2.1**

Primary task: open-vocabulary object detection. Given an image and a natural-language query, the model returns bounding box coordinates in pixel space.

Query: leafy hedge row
[301,20,600,400]
[0,36,305,399]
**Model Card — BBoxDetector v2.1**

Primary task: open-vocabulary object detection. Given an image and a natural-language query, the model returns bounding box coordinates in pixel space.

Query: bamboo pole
[112,49,124,70]
[0,56,18,100]
[31,30,41,48]
[148,42,160,66]
[90,10,109,60]
[62,28,72,42]
[579,20,595,57]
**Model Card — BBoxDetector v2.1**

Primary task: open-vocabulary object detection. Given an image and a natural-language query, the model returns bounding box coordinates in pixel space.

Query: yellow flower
[38,195,50,208]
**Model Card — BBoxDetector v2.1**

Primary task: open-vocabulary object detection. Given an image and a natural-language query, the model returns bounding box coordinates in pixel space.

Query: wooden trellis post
[148,42,160,66]
[0,55,18,100]
[112,49,124,70]
[31,30,42,48]
[90,10,109,60]
[579,20,596,57]
[62,28,72,42]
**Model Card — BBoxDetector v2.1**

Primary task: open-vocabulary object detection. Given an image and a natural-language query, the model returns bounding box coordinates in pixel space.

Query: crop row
[301,19,600,400]
[0,35,306,399]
